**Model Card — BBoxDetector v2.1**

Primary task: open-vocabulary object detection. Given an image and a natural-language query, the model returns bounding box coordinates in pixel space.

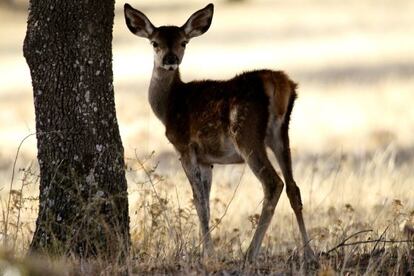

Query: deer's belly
[195,136,244,164]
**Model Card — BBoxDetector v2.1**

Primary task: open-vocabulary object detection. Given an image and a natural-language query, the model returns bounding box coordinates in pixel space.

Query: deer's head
[124,3,214,71]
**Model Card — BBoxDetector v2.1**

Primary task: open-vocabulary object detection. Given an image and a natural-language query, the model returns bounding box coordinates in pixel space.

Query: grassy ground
[1,0,414,274]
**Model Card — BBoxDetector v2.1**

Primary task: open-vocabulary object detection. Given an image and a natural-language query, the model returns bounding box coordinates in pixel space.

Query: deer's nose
[163,53,179,65]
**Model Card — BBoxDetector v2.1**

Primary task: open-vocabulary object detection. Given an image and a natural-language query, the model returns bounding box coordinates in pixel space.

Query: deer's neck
[148,66,181,124]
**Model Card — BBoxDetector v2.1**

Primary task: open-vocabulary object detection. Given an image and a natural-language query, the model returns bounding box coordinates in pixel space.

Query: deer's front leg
[180,148,214,256]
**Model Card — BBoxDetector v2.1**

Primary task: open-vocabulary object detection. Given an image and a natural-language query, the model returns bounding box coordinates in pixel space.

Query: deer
[124,3,317,263]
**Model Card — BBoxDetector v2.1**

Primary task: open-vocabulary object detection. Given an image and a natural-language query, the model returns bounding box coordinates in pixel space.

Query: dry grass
[1,0,414,274]
[1,148,413,274]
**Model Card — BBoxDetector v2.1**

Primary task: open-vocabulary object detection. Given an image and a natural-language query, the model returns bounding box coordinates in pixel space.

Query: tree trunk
[23,0,130,261]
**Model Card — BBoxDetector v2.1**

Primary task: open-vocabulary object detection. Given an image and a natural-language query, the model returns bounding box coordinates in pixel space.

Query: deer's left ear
[181,3,214,39]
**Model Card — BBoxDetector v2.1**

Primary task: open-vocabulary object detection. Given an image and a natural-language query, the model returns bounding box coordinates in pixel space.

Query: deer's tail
[261,70,297,123]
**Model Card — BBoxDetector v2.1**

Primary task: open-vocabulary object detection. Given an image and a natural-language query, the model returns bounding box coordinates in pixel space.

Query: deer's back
[165,70,296,162]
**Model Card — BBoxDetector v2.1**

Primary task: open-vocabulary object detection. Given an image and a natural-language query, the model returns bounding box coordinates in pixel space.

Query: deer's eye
[181,41,188,48]
[151,41,159,48]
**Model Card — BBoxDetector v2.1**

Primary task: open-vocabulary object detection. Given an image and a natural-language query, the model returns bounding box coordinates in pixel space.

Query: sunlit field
[1,0,413,274]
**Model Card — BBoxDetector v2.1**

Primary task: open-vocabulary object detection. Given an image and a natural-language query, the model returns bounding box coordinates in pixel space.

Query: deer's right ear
[124,3,155,38]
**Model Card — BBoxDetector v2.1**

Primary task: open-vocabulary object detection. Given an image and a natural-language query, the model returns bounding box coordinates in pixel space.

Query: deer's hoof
[304,247,320,270]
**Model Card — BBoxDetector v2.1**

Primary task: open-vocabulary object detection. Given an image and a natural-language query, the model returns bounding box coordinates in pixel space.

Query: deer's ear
[181,3,214,39]
[124,3,155,38]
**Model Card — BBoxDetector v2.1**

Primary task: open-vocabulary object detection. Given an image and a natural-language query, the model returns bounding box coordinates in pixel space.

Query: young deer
[124,3,316,262]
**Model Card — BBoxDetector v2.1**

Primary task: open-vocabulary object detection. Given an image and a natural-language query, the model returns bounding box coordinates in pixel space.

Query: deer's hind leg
[180,145,214,256]
[243,149,284,262]
[231,110,285,261]
[266,115,317,262]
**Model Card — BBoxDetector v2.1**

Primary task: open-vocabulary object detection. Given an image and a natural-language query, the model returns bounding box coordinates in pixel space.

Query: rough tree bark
[23,0,130,261]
